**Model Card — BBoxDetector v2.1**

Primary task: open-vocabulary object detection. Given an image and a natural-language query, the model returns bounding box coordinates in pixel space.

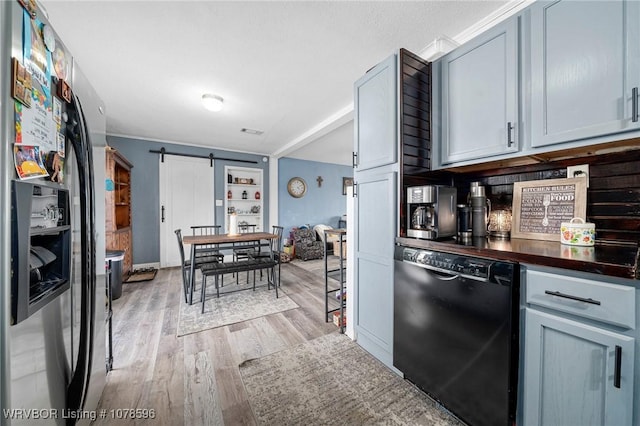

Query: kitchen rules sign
[511,177,587,241]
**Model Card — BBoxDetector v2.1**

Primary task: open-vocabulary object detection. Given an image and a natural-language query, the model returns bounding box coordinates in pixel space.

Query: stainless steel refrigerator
[1,1,107,424]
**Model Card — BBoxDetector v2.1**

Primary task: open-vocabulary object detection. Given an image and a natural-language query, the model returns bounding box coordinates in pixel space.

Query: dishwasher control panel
[400,247,491,280]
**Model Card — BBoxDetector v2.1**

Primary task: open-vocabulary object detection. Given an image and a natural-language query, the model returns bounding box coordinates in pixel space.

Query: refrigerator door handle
[66,95,97,415]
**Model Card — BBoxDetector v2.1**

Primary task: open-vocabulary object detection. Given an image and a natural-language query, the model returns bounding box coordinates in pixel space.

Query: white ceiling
[40,0,510,165]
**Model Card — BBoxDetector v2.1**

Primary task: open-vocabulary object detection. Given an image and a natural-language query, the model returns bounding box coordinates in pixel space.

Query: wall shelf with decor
[224,166,263,233]
[105,147,133,276]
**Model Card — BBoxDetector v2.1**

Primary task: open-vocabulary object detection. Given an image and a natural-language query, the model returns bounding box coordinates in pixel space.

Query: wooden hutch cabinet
[105,147,133,276]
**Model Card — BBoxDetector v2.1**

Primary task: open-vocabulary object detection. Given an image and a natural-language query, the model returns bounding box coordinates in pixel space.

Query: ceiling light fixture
[201,94,224,112]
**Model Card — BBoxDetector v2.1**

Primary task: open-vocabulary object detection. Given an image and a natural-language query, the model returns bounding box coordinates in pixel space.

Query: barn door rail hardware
[149,147,258,166]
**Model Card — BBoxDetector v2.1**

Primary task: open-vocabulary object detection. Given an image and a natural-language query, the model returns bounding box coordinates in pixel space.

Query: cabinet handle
[507,122,514,147]
[632,87,638,123]
[353,182,358,198]
[161,205,165,223]
[352,152,358,168]
[544,290,601,305]
[614,345,622,388]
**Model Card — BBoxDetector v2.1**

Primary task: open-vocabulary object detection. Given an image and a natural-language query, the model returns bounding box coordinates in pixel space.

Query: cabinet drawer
[526,269,635,329]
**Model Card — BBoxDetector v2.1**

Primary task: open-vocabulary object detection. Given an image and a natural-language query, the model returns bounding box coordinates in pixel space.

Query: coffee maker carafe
[411,206,433,230]
[407,185,457,240]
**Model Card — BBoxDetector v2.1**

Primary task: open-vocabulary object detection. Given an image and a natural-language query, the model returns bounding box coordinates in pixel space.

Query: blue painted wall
[278,157,352,242]
[107,136,269,264]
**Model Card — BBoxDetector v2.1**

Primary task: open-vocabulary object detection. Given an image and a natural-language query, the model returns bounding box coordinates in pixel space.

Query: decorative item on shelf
[488,209,512,239]
[333,240,347,258]
[227,190,232,199]
[228,213,239,236]
[255,191,260,200]
[238,177,251,184]
[333,311,346,328]
[227,174,232,184]
[511,177,587,241]
[242,190,248,199]
[227,206,235,214]
[560,217,595,246]
[250,205,260,214]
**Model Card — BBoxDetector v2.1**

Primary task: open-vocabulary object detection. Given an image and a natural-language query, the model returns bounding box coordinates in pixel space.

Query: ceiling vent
[241,128,264,135]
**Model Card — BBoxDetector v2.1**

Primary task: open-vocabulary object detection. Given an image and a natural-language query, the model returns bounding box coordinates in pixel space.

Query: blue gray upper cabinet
[530,0,640,147]
[439,18,519,165]
[354,54,397,171]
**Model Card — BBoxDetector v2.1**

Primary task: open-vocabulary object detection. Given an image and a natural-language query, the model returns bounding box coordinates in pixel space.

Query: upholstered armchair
[292,228,324,261]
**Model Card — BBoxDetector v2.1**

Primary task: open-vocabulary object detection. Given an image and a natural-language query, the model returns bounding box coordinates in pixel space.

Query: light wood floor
[95,259,338,425]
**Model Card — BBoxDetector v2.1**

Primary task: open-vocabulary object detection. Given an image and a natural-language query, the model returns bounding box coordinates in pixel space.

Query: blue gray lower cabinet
[521,265,638,426]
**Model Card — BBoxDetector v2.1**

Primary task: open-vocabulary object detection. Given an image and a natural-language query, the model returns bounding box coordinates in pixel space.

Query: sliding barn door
[159,155,215,267]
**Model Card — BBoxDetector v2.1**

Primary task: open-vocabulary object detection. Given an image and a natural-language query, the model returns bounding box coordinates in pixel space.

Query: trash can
[105,250,125,300]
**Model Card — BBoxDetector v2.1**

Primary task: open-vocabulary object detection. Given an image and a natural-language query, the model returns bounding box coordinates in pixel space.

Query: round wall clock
[287,177,307,198]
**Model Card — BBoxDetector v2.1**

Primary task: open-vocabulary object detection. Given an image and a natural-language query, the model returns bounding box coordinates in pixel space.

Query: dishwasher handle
[401,259,487,282]
[427,270,460,281]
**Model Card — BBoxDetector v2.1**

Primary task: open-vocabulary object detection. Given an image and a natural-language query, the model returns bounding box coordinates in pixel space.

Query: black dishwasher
[393,245,519,426]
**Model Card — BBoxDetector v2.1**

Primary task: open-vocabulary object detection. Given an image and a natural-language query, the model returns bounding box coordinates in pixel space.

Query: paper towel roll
[229,214,239,235]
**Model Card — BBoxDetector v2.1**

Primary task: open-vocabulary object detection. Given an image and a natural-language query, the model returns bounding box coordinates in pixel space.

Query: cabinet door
[354,54,397,171]
[440,19,519,165]
[353,170,396,368]
[530,0,640,147]
[523,308,634,426]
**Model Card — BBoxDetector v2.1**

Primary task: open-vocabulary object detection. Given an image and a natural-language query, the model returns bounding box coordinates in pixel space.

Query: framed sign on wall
[511,177,587,241]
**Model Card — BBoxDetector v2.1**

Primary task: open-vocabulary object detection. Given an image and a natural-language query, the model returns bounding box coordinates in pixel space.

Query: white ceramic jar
[560,217,595,246]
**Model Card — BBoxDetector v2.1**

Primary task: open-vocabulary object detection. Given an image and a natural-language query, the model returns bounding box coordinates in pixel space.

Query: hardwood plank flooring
[95,259,338,425]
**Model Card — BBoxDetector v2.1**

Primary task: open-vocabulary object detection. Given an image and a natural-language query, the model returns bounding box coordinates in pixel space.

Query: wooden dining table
[182,232,278,305]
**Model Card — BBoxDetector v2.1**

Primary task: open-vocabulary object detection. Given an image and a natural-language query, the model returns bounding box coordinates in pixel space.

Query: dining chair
[190,225,225,263]
[232,223,257,284]
[249,225,283,286]
[175,229,221,303]
[175,229,191,303]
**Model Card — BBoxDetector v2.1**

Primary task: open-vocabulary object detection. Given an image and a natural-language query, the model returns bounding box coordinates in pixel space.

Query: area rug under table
[239,332,463,425]
[176,281,298,337]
